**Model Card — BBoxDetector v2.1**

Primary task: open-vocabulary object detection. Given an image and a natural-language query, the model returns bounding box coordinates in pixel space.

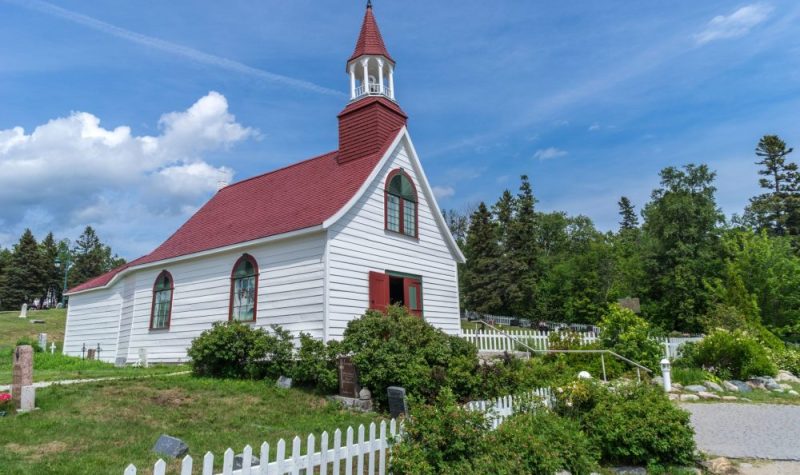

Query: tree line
[0,226,125,310]
[448,134,800,341]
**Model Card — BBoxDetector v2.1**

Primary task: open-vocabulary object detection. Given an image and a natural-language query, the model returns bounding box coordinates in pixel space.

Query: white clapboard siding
[460,328,599,352]
[63,287,122,362]
[124,420,400,475]
[327,141,462,339]
[115,231,327,363]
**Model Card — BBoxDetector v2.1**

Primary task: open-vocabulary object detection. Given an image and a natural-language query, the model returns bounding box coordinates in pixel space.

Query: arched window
[229,254,259,322]
[150,271,173,330]
[385,169,418,237]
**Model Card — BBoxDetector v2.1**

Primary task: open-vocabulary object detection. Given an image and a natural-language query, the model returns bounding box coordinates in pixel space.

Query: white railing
[656,336,703,359]
[466,387,553,429]
[460,328,599,352]
[124,419,399,475]
[354,84,392,99]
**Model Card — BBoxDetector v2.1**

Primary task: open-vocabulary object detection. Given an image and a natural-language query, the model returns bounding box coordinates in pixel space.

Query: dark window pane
[387,194,401,232]
[403,200,416,236]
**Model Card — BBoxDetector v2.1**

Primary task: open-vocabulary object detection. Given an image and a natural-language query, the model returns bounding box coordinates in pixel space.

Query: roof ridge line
[222,150,339,190]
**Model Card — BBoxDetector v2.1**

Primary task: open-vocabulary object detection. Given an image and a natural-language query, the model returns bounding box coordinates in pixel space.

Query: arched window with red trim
[385,169,418,238]
[229,254,259,322]
[150,270,173,330]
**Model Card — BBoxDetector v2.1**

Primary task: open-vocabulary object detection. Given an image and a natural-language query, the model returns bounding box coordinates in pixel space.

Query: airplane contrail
[2,0,345,97]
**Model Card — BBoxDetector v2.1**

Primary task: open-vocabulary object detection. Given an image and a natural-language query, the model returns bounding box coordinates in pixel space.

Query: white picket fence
[657,336,703,359]
[460,328,599,352]
[466,387,553,429]
[124,419,399,475]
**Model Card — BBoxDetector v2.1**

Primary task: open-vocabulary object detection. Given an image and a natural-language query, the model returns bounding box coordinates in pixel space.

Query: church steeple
[346,2,395,101]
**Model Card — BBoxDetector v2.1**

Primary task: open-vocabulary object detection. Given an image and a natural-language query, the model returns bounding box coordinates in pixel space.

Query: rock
[685,384,707,393]
[772,388,784,393]
[578,370,592,379]
[746,381,765,390]
[611,467,647,475]
[780,383,793,390]
[729,380,751,393]
[702,456,739,475]
[722,396,738,401]
[776,370,800,383]
[233,453,260,470]
[276,376,292,389]
[680,394,700,401]
[722,381,739,392]
[153,435,189,458]
[765,381,782,391]
[668,393,680,401]
[698,391,721,400]
[704,381,724,392]
[788,390,799,396]
[672,382,684,390]
[652,375,663,386]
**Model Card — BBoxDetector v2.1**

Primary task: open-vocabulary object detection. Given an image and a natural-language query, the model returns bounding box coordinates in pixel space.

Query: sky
[1,0,799,259]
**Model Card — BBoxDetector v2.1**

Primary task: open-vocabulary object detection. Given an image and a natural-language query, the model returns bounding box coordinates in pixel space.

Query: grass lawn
[0,308,187,384]
[0,374,382,475]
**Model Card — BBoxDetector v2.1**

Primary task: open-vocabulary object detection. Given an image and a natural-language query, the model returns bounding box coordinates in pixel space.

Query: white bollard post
[660,358,672,393]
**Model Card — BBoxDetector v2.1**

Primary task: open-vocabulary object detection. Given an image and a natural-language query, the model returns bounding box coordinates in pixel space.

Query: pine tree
[462,202,503,314]
[618,196,639,230]
[39,233,62,307]
[746,135,799,236]
[0,248,11,310]
[4,229,47,308]
[506,175,539,317]
[69,226,125,288]
[492,190,519,314]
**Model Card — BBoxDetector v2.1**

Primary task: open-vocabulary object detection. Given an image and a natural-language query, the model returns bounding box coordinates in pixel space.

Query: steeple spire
[346,2,395,101]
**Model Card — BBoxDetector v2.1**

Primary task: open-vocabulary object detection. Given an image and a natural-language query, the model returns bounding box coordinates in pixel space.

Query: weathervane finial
[367,0,372,9]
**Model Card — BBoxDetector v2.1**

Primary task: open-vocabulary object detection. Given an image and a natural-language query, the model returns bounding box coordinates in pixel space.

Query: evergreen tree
[4,229,47,308]
[69,226,125,288]
[442,209,470,247]
[492,190,520,314]
[462,203,503,314]
[506,176,539,317]
[39,233,62,306]
[641,164,723,332]
[0,248,11,310]
[746,135,799,236]
[618,196,639,230]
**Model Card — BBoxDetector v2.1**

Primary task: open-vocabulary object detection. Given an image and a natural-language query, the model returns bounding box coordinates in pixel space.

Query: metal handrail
[475,320,653,382]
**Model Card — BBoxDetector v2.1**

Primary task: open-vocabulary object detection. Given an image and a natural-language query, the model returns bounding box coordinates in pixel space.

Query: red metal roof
[68,121,405,294]
[348,3,394,64]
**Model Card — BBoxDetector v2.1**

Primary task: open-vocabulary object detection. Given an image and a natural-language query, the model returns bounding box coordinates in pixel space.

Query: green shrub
[580,383,696,468]
[599,304,663,370]
[341,306,479,407]
[390,388,490,475]
[15,336,42,353]
[291,333,341,393]
[688,329,776,379]
[670,366,714,386]
[772,348,800,375]
[187,322,294,379]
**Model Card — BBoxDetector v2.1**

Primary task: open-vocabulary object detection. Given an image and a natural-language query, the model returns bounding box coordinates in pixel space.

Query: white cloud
[0,91,255,255]
[432,185,456,199]
[694,4,773,45]
[533,147,568,160]
[588,122,601,131]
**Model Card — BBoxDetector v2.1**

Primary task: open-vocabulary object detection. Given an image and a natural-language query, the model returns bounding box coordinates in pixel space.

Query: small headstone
[38,333,47,351]
[152,435,189,458]
[387,386,408,419]
[338,357,360,398]
[138,348,149,368]
[359,388,372,401]
[233,453,260,470]
[86,348,96,360]
[115,357,127,367]
[18,303,27,319]
[276,376,292,389]
[31,320,45,324]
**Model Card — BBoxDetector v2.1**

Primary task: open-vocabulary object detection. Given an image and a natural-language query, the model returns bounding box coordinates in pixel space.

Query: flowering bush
[0,392,12,413]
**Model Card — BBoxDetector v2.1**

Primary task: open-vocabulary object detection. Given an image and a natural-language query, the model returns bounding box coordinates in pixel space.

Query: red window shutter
[368,271,389,312]
[403,278,423,317]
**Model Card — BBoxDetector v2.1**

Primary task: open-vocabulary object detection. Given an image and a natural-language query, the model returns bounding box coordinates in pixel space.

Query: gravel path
[682,403,800,460]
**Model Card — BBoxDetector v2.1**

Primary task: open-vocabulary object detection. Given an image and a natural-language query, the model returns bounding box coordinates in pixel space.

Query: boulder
[772,388,784,393]
[680,394,700,401]
[788,390,799,397]
[765,381,781,391]
[746,380,765,390]
[152,435,189,459]
[729,380,751,393]
[704,381,723,392]
[672,383,684,390]
[668,393,680,401]
[722,381,739,392]
[698,391,721,400]
[233,453,260,470]
[721,396,738,401]
[684,384,707,393]
[779,383,793,390]
[775,370,800,384]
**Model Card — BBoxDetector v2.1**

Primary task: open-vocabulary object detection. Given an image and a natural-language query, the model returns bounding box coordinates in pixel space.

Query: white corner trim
[66,225,325,296]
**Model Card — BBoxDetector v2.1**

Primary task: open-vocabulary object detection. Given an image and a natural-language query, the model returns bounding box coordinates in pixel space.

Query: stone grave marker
[276,376,293,389]
[387,386,408,419]
[38,333,47,351]
[18,303,27,319]
[49,342,56,354]
[152,435,189,458]
[12,345,35,412]
[138,348,149,368]
[338,356,360,398]
[86,348,96,360]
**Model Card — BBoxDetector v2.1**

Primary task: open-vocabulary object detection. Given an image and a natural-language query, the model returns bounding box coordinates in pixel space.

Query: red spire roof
[348,3,394,64]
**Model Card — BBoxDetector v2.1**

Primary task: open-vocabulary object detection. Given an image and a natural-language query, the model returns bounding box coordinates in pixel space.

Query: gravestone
[86,348,96,360]
[138,348,149,368]
[338,357,360,398]
[234,453,260,470]
[49,342,56,355]
[38,333,47,351]
[12,345,35,412]
[18,303,27,319]
[276,376,293,389]
[152,434,189,458]
[387,386,408,419]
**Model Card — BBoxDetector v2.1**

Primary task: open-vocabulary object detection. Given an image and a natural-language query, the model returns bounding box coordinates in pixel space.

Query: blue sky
[1,0,799,259]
